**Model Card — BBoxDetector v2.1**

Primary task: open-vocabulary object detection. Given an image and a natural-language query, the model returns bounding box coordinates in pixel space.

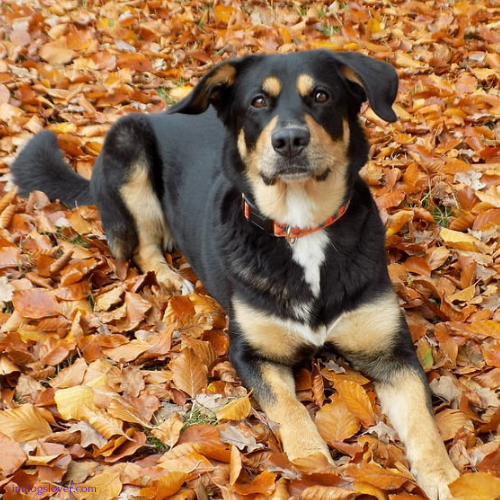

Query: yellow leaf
[447,284,476,303]
[215,396,251,422]
[74,472,122,500]
[107,398,151,427]
[229,444,242,485]
[439,227,488,252]
[449,472,500,500]
[468,320,500,339]
[54,386,97,420]
[0,404,52,441]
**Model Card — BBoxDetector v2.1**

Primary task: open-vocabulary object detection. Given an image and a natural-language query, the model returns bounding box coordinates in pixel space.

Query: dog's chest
[291,230,329,300]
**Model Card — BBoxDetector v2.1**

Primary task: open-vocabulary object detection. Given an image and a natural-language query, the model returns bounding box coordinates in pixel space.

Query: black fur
[12,50,448,484]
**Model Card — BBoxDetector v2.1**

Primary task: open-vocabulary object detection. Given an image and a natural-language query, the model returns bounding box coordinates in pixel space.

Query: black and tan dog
[11,50,459,499]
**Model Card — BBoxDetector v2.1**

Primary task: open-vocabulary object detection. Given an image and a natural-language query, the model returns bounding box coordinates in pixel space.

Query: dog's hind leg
[95,115,193,295]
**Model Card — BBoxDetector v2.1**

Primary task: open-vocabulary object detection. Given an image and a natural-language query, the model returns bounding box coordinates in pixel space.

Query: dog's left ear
[331,51,399,122]
[167,61,240,115]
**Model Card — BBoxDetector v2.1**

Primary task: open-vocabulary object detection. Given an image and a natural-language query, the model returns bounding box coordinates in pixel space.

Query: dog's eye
[314,90,329,103]
[251,95,267,108]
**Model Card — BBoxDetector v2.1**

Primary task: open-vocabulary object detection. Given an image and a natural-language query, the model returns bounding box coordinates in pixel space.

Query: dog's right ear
[166,61,240,115]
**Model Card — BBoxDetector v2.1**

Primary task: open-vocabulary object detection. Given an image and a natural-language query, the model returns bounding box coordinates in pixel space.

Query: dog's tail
[10,131,94,207]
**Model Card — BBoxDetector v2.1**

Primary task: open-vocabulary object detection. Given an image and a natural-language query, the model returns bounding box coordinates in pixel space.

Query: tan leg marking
[328,292,459,500]
[327,291,401,352]
[260,363,332,464]
[297,74,315,97]
[120,161,192,294]
[233,299,314,363]
[262,76,282,98]
[377,371,459,500]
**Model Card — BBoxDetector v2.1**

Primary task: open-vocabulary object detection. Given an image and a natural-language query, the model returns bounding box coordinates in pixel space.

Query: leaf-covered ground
[0,1,500,499]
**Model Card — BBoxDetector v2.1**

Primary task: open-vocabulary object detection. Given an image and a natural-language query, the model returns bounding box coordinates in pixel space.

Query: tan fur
[260,363,332,462]
[205,64,237,88]
[376,370,459,500]
[243,115,350,228]
[327,291,401,352]
[297,74,315,97]
[262,76,282,97]
[120,161,185,293]
[340,66,364,88]
[233,299,310,362]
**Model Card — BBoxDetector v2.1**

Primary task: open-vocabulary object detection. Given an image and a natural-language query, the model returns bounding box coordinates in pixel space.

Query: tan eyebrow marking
[297,74,315,97]
[262,76,282,97]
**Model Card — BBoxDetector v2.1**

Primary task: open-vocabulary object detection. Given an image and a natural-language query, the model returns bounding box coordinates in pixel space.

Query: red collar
[242,195,350,243]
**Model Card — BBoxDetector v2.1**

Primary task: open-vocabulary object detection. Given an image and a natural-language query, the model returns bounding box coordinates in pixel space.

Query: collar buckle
[285,226,297,246]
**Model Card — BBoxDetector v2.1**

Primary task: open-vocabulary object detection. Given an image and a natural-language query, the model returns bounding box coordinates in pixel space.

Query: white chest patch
[292,230,329,298]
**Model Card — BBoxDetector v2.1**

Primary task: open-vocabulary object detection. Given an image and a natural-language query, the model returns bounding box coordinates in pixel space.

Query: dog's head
[168,50,398,227]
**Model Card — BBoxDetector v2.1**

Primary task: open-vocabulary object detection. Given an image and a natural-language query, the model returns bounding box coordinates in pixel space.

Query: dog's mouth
[261,165,331,185]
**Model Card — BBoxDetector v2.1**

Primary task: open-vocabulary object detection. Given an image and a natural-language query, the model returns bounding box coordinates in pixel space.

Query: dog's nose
[271,127,310,158]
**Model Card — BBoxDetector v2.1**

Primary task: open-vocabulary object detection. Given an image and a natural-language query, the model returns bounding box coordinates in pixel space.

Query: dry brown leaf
[171,349,208,397]
[39,37,76,65]
[315,394,361,443]
[54,386,97,420]
[0,404,52,441]
[215,396,251,422]
[73,472,122,500]
[0,432,27,475]
[449,472,500,500]
[334,379,376,427]
[13,288,62,319]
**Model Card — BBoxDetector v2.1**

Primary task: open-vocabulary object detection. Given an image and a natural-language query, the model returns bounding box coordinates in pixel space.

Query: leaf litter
[0,0,500,499]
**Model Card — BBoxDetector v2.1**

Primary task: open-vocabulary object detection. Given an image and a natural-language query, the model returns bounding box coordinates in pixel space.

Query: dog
[11,49,459,499]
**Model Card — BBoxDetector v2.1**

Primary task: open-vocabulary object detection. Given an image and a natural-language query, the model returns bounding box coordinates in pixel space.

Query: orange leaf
[171,349,208,397]
[13,288,61,319]
[216,396,251,422]
[315,394,361,443]
[0,432,27,475]
[449,472,500,500]
[334,380,376,427]
[39,37,76,64]
[435,409,473,441]
[300,485,356,500]
[232,470,277,495]
[343,463,409,490]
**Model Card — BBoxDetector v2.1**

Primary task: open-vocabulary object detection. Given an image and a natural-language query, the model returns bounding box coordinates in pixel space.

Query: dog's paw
[156,267,194,295]
[412,461,459,500]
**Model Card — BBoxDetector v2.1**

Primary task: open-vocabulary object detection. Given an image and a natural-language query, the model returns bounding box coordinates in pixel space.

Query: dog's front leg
[375,368,459,500]
[229,341,332,465]
[329,293,459,500]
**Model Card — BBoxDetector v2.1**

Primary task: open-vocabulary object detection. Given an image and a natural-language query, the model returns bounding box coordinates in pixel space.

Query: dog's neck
[242,194,349,244]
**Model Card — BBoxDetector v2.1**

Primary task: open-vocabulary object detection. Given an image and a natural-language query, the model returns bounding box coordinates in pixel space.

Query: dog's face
[169,50,398,226]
